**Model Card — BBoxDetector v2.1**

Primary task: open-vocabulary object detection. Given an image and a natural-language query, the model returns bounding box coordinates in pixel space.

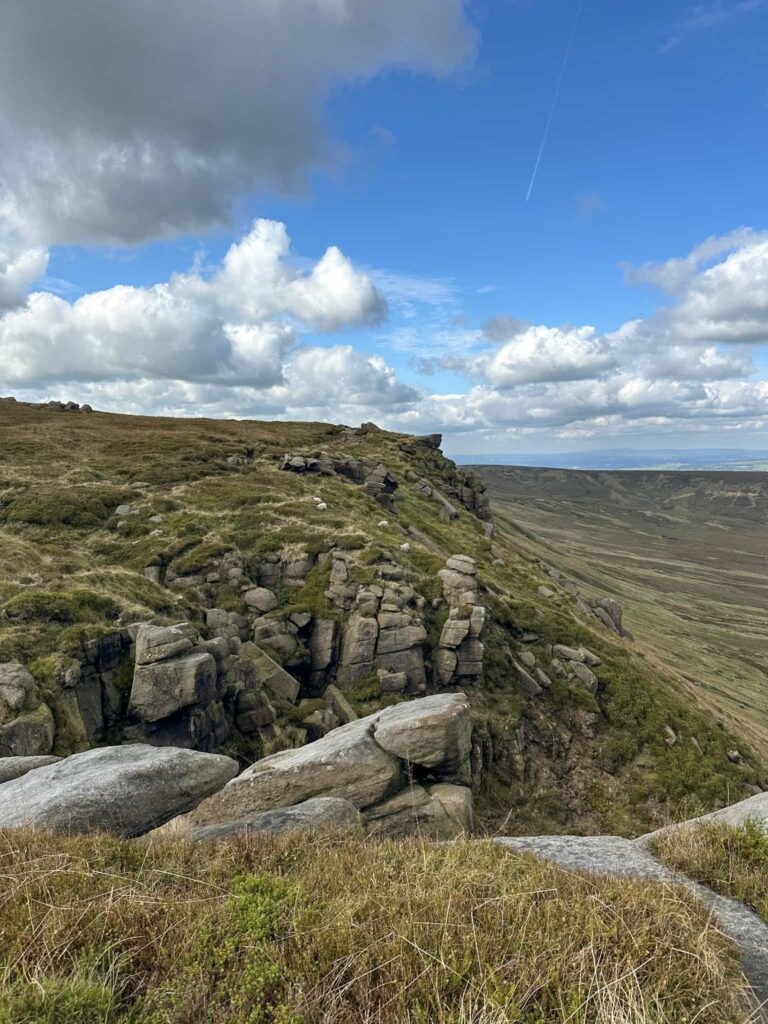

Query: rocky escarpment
[0,693,473,841]
[0,404,760,836]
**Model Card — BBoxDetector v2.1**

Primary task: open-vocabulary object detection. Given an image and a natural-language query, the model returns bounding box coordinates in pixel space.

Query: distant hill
[456,449,768,472]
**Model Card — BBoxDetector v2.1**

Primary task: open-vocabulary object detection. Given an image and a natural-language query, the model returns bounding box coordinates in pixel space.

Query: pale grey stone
[0,754,60,785]
[240,643,300,703]
[446,555,477,575]
[0,663,36,712]
[571,662,598,694]
[244,587,278,613]
[440,618,470,649]
[373,693,470,773]
[135,623,196,665]
[0,745,238,837]
[190,718,402,823]
[0,705,55,757]
[129,652,219,722]
[189,797,362,841]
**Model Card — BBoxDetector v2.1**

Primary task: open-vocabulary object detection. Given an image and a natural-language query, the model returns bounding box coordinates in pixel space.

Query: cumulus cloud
[0,0,476,245]
[3,222,768,442]
[484,325,617,385]
[0,218,395,408]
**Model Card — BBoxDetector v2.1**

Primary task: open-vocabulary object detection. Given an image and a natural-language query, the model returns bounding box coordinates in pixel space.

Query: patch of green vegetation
[278,561,336,620]
[347,672,381,711]
[2,486,133,529]
[548,677,600,714]
[3,588,120,624]
[0,975,118,1024]
[172,540,233,575]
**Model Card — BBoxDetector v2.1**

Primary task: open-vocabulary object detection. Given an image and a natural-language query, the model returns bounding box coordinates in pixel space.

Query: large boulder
[129,652,219,722]
[0,705,55,757]
[641,790,768,843]
[189,797,361,842]
[0,745,238,837]
[373,693,471,774]
[0,754,61,785]
[190,717,403,824]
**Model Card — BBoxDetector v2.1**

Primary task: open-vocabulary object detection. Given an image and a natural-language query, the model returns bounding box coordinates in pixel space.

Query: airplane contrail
[526,0,585,202]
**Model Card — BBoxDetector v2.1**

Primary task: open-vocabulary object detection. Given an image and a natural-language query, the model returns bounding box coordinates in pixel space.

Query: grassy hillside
[473,465,768,759]
[0,401,763,836]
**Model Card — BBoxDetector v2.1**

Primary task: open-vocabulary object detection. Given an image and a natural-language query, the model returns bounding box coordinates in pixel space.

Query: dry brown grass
[653,818,768,924]
[0,828,752,1023]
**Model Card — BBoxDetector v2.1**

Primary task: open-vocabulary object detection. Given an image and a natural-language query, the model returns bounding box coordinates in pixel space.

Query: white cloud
[3,223,768,443]
[0,219,387,390]
[484,325,617,385]
[0,0,476,245]
[0,232,47,312]
[622,228,762,293]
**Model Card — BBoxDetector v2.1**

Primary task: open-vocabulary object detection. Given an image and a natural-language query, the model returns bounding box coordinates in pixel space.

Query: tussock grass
[0,829,750,1023]
[653,818,768,923]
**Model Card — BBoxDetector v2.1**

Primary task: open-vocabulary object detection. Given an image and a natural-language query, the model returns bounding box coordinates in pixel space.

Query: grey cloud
[481,314,529,342]
[0,0,476,244]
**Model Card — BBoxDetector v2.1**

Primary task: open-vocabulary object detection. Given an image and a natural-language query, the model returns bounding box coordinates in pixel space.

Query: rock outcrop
[188,693,473,839]
[0,744,238,837]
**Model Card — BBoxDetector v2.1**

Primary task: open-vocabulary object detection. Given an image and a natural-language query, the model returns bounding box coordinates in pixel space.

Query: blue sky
[1,0,767,456]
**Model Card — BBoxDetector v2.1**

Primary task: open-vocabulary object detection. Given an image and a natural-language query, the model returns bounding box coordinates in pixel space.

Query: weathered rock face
[0,745,238,837]
[0,754,61,784]
[189,797,361,842]
[374,693,471,776]
[0,705,55,757]
[130,651,220,723]
[188,693,474,840]
[135,623,196,665]
[362,783,458,839]
[239,642,300,703]
[338,613,379,686]
[363,464,399,514]
[435,556,485,688]
[0,663,36,711]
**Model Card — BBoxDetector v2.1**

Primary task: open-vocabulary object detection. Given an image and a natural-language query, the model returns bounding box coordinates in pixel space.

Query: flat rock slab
[496,834,768,1019]
[189,797,361,842]
[0,755,61,785]
[0,744,238,837]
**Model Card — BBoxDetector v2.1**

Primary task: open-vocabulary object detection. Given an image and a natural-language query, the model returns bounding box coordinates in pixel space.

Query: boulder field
[0,692,474,841]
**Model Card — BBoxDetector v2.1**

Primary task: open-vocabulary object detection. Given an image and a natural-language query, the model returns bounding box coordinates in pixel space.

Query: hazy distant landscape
[458,449,768,472]
[476,464,768,756]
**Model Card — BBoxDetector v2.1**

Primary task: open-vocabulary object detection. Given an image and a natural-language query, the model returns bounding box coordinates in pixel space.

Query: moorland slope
[0,399,763,836]
[474,464,768,758]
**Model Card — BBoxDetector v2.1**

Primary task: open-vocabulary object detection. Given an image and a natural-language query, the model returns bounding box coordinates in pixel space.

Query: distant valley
[474,465,768,757]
